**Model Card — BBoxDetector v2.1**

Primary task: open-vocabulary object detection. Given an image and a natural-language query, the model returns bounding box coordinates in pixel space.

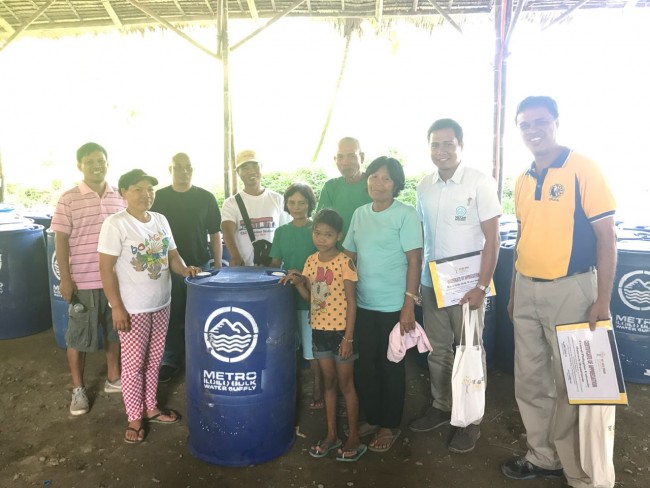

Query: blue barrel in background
[46,229,70,348]
[610,238,650,384]
[493,239,517,374]
[185,267,297,466]
[0,224,51,339]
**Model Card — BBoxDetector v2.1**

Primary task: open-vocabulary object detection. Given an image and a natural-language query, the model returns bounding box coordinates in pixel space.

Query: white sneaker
[104,378,122,393]
[70,386,89,416]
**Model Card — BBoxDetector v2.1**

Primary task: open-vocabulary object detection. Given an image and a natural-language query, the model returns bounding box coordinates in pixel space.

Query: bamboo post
[0,151,5,203]
[219,0,234,197]
[492,0,513,200]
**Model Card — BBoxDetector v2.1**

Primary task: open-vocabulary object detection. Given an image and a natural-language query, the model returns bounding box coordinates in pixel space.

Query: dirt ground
[0,328,648,488]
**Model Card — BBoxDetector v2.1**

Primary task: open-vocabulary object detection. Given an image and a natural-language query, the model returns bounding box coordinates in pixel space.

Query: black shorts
[312,329,358,364]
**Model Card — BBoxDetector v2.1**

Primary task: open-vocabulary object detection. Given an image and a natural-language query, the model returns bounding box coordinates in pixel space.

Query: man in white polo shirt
[408,119,501,453]
[51,142,126,416]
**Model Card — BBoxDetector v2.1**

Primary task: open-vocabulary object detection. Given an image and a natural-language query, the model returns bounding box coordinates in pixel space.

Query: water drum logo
[204,306,259,363]
[618,270,650,312]
[51,252,60,281]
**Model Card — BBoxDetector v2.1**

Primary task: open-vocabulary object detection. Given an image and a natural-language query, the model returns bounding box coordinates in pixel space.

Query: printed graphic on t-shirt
[312,266,333,312]
[238,217,276,233]
[129,231,170,280]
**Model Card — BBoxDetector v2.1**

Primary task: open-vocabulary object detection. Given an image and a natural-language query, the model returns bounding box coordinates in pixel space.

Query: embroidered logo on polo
[549,184,565,201]
[618,270,650,312]
[455,206,467,221]
[204,306,259,362]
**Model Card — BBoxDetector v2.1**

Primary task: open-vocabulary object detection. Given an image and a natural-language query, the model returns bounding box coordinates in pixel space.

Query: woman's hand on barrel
[112,306,131,332]
[182,265,202,278]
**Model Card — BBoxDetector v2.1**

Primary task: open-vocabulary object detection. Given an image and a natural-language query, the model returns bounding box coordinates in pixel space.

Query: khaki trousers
[513,269,608,488]
[421,285,486,422]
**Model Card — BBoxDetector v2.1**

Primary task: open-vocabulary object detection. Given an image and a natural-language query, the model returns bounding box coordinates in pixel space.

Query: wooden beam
[375,0,384,23]
[412,0,418,12]
[0,16,15,35]
[425,0,463,34]
[0,0,57,52]
[246,0,259,20]
[230,0,307,51]
[101,0,123,29]
[543,0,591,30]
[125,0,220,60]
[504,0,526,48]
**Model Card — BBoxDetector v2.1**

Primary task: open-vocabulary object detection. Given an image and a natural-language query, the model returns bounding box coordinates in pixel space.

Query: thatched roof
[1,0,647,39]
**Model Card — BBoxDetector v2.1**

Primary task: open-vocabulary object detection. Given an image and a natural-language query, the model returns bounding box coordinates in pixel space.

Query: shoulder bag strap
[235,193,256,243]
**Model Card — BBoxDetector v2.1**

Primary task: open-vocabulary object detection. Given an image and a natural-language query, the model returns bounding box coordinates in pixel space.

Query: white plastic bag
[450,303,486,428]
[579,405,616,488]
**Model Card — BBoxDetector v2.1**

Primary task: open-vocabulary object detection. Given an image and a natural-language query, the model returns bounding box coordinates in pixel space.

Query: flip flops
[336,443,368,462]
[144,408,181,424]
[344,421,379,438]
[124,426,146,444]
[309,398,325,410]
[309,439,342,458]
[368,429,401,453]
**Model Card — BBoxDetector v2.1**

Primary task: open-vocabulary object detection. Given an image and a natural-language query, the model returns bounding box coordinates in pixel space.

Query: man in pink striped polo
[51,142,126,416]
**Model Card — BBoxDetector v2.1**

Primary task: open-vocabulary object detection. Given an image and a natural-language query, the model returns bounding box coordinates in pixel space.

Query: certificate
[429,251,495,308]
[556,320,628,405]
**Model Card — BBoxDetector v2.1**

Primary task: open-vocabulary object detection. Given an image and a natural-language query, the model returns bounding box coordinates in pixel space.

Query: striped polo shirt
[514,148,616,280]
[51,182,125,289]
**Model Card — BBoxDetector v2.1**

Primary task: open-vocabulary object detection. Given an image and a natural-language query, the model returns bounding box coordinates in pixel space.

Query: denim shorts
[312,329,358,364]
[65,289,119,352]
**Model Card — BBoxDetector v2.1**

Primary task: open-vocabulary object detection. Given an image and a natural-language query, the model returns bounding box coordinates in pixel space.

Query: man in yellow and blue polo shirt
[501,96,617,488]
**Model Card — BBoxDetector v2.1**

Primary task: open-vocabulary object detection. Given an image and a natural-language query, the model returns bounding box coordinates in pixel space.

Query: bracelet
[342,336,354,343]
[405,291,422,306]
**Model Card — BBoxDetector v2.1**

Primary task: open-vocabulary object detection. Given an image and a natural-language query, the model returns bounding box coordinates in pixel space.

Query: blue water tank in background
[46,229,70,349]
[185,267,296,466]
[611,238,650,384]
[493,239,516,374]
[0,224,51,339]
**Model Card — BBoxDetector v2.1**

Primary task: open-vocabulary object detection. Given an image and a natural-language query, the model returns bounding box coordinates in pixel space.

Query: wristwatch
[476,284,491,295]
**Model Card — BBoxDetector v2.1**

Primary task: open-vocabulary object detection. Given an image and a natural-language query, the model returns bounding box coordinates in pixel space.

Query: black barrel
[493,239,516,374]
[0,224,51,339]
[185,267,296,466]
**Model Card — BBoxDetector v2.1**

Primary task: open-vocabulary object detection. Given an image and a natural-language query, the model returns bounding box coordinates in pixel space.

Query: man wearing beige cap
[221,150,289,266]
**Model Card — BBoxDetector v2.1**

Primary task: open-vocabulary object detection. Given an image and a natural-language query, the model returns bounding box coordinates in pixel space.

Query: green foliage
[6,183,59,208]
[261,167,330,200]
[501,176,515,215]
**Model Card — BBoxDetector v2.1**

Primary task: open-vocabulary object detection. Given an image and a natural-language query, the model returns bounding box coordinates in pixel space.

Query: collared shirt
[515,148,616,280]
[51,182,125,289]
[416,164,501,287]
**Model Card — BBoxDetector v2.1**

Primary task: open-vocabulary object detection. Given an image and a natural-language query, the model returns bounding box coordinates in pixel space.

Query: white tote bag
[450,303,486,428]
[579,405,616,488]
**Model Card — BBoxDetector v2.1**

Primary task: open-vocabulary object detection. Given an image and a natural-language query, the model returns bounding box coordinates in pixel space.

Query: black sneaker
[501,456,563,480]
[448,424,480,453]
[408,407,451,433]
[158,365,179,383]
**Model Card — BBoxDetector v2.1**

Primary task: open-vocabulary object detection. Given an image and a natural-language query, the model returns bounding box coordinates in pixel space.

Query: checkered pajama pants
[119,306,170,422]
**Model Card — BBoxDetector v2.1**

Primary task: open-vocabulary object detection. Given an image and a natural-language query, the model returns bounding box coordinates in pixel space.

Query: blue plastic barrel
[185,267,297,466]
[46,229,70,348]
[0,224,51,339]
[493,239,516,374]
[611,239,650,384]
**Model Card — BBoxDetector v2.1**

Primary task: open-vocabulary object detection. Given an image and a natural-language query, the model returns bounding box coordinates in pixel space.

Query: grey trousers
[513,269,611,488]
[421,285,486,424]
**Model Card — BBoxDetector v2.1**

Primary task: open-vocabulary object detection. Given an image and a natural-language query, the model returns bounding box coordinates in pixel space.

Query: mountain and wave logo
[618,270,650,312]
[203,306,259,363]
[51,252,60,281]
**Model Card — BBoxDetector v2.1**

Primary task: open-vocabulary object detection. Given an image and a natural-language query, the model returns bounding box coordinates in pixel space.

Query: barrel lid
[0,221,39,232]
[0,203,16,213]
[617,239,650,253]
[500,239,517,250]
[186,267,287,288]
